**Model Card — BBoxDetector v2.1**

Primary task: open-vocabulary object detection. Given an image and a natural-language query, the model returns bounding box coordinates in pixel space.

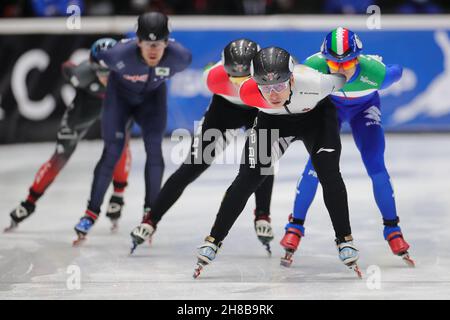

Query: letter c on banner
[11,49,56,121]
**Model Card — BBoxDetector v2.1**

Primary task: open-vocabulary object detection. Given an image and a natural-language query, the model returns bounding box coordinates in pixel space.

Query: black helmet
[251,47,294,85]
[136,12,170,41]
[222,39,259,77]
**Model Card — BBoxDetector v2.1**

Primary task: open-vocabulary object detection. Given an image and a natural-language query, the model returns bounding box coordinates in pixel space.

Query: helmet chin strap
[282,81,293,114]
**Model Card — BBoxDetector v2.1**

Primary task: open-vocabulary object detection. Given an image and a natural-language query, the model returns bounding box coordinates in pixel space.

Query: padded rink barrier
[0,15,450,143]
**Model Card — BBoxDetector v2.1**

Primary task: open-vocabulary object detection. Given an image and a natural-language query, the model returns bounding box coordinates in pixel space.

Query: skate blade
[3,222,18,233]
[400,253,415,268]
[264,244,272,256]
[280,248,295,267]
[193,262,205,279]
[110,221,119,233]
[280,257,293,268]
[193,259,209,279]
[130,241,139,255]
[72,234,86,247]
[347,263,363,279]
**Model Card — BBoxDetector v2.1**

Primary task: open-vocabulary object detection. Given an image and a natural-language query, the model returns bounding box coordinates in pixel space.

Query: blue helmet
[90,37,117,70]
[321,27,362,62]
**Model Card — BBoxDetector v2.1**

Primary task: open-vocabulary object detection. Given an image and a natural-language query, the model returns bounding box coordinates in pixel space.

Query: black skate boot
[254,210,274,255]
[106,195,124,232]
[129,208,156,254]
[5,201,35,232]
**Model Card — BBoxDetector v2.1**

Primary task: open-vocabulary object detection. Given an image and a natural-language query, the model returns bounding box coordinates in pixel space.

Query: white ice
[1,134,450,300]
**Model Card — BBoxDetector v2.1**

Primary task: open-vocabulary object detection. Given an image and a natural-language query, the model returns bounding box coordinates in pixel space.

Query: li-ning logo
[316,148,335,154]
[123,74,149,83]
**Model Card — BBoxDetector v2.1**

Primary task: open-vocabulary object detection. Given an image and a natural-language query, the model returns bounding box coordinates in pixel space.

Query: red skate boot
[386,230,415,267]
[280,215,304,267]
[384,219,415,267]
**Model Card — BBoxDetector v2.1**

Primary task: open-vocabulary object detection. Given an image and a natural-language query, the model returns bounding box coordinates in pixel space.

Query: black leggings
[210,97,351,243]
[150,94,274,224]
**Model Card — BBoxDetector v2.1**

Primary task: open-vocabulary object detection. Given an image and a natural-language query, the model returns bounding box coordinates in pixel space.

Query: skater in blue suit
[73,12,191,244]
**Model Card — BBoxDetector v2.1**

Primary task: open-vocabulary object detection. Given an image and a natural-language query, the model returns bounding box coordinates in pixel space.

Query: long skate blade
[193,259,209,279]
[130,241,138,255]
[110,220,119,233]
[193,263,204,279]
[280,249,294,267]
[280,257,292,268]
[4,221,18,233]
[348,263,363,279]
[264,243,272,256]
[401,253,415,268]
[72,234,86,247]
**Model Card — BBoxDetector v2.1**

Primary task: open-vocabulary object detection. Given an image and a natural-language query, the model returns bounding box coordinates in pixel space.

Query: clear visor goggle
[140,40,167,48]
[258,80,290,94]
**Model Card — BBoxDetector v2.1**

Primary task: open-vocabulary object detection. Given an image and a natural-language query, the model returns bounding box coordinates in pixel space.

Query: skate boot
[254,210,274,255]
[5,201,35,232]
[129,208,156,254]
[193,236,222,279]
[106,195,124,232]
[336,236,362,279]
[73,210,97,246]
[280,215,305,267]
[384,220,415,267]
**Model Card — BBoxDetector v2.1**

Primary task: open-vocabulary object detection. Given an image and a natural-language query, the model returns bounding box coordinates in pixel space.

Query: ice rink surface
[1,134,450,300]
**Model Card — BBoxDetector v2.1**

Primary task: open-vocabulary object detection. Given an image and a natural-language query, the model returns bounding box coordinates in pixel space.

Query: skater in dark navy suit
[73,12,192,244]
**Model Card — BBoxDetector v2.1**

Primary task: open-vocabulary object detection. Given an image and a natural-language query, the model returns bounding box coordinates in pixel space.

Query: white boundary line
[0,15,449,34]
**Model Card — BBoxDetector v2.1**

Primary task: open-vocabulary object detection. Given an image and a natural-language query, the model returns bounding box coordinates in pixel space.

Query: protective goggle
[229,76,249,86]
[258,80,289,94]
[140,40,167,48]
[326,58,358,71]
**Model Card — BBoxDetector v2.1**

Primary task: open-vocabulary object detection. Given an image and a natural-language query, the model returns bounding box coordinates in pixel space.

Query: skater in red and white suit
[5,38,131,232]
[130,39,275,254]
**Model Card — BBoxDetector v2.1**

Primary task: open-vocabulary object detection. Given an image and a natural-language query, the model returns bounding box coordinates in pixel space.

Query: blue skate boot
[73,210,97,246]
[336,235,362,279]
[193,236,222,279]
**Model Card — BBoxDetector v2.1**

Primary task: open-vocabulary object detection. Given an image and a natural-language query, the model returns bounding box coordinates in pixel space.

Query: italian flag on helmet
[321,27,363,62]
